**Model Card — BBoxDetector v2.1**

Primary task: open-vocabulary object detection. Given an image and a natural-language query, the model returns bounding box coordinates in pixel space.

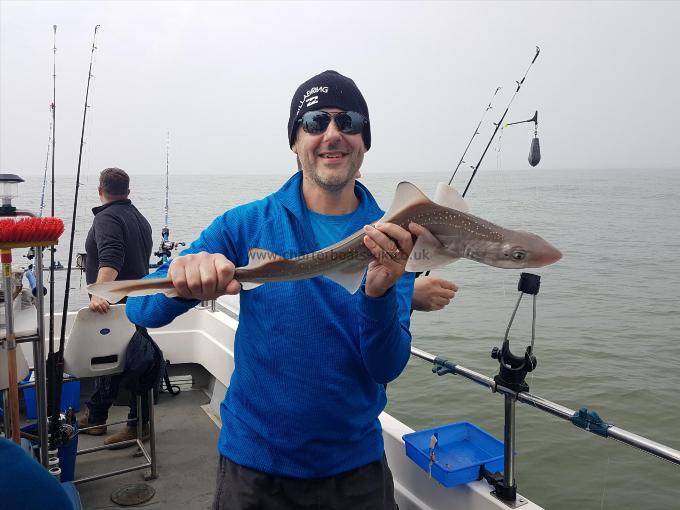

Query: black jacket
[85,199,153,286]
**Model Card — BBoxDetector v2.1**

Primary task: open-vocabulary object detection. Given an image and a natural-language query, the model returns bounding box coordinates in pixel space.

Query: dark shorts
[212,454,397,510]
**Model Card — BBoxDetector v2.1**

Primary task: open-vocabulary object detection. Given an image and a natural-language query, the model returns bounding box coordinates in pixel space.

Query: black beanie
[288,70,371,151]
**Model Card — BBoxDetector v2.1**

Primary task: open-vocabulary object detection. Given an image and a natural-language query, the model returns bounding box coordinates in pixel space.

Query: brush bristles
[0,217,65,243]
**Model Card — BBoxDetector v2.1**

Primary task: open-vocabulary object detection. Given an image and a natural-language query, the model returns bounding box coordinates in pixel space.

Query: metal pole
[33,246,49,466]
[148,387,157,479]
[2,266,20,443]
[412,347,497,389]
[411,346,680,466]
[2,389,10,437]
[503,395,516,494]
[136,394,142,442]
[515,392,680,465]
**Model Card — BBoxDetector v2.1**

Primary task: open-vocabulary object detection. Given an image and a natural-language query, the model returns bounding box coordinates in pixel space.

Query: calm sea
[14,168,680,509]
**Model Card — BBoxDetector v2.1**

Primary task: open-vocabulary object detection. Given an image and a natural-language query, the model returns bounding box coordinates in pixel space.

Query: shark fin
[324,262,366,294]
[239,248,285,291]
[380,182,432,222]
[406,228,461,272]
[243,248,284,269]
[433,183,469,212]
[241,282,263,291]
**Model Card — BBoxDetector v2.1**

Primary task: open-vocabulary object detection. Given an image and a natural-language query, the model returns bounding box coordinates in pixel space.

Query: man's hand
[168,252,241,301]
[412,276,459,312]
[89,295,111,314]
[89,266,118,313]
[363,222,419,298]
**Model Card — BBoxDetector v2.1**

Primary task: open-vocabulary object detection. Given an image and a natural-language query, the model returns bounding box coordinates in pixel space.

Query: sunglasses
[299,111,367,136]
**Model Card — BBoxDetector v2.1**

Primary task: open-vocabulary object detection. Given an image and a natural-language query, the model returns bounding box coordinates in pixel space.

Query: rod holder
[485,273,541,503]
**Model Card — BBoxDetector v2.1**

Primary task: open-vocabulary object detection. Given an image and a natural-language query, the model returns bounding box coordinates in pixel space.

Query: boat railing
[410,346,680,467]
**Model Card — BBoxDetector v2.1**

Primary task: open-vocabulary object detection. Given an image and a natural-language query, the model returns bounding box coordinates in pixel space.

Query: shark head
[476,230,562,269]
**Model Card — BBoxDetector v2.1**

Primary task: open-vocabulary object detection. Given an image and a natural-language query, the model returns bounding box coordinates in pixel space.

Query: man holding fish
[121,70,560,509]
[127,70,417,509]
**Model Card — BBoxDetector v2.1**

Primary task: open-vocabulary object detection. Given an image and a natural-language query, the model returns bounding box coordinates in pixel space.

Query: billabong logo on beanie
[296,86,330,114]
[288,70,371,151]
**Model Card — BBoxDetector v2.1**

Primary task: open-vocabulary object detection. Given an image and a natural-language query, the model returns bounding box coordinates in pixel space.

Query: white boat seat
[63,305,135,378]
[0,346,29,391]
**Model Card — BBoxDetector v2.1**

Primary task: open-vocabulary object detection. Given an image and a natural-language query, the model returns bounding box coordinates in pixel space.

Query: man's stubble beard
[309,165,359,193]
[300,155,363,194]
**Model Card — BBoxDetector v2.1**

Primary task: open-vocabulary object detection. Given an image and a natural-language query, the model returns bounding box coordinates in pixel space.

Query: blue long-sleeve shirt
[126,172,415,477]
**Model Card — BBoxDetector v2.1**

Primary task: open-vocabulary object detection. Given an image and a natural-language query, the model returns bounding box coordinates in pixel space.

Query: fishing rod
[448,86,501,186]
[49,25,100,447]
[165,131,169,227]
[46,25,58,422]
[461,46,540,197]
[153,131,185,266]
[421,47,541,279]
[28,26,58,464]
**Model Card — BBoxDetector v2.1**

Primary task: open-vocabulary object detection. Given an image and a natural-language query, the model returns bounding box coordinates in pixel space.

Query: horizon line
[11,167,680,177]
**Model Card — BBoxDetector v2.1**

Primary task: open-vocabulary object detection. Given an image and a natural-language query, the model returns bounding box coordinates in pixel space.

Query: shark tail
[87,277,177,303]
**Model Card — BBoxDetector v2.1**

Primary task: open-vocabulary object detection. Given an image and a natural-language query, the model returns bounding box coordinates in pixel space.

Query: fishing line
[495,125,504,174]
[529,293,537,388]
[599,455,611,509]
[81,34,100,181]
[493,125,511,301]
[462,46,540,198]
[25,102,54,295]
[39,112,52,217]
[448,86,502,186]
[74,37,101,288]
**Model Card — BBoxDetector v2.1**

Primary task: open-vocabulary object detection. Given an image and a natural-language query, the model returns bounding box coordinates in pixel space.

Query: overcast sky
[1,1,679,177]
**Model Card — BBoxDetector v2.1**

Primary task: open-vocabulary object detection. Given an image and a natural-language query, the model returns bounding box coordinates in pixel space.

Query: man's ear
[291,144,298,155]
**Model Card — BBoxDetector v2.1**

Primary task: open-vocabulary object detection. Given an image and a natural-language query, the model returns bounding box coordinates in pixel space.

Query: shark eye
[511,250,527,261]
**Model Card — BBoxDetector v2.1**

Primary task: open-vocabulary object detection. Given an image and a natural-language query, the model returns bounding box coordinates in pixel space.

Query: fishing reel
[48,408,76,448]
[491,273,539,393]
[153,226,185,266]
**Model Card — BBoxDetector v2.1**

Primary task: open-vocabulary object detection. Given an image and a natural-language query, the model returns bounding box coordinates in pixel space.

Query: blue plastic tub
[22,420,79,482]
[23,379,80,419]
[402,421,505,487]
